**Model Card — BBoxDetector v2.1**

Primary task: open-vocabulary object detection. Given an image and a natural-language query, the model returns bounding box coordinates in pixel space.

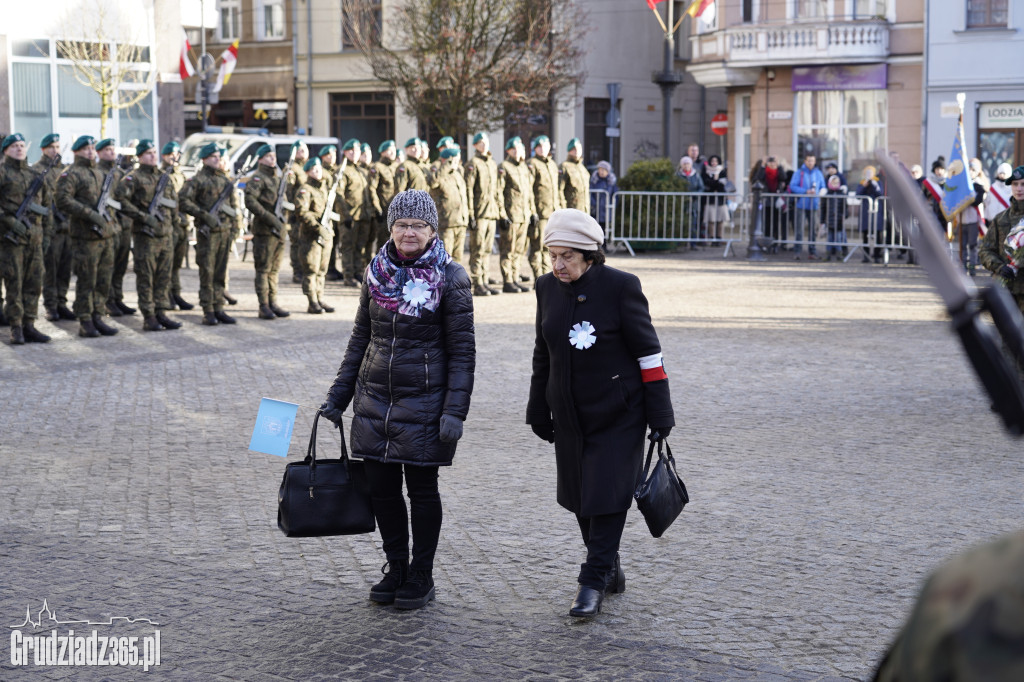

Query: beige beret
[542,208,605,251]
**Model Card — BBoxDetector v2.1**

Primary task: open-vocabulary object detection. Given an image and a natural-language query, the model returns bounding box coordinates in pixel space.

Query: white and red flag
[179,30,196,80]
[212,41,239,93]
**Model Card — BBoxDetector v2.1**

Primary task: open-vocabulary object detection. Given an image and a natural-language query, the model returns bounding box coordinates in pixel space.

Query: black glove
[343,219,353,230]
[998,265,1016,280]
[319,401,344,427]
[202,211,220,229]
[271,216,288,234]
[439,414,463,443]
[468,217,477,231]
[649,426,672,441]
[529,214,539,228]
[497,218,509,232]
[143,214,161,230]
[531,422,555,443]
[375,210,384,222]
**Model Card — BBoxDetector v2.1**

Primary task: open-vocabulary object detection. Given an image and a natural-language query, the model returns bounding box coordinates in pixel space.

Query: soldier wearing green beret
[333,139,368,287]
[465,132,501,296]
[369,140,399,248]
[243,144,291,320]
[497,136,534,293]
[430,146,470,266]
[56,135,120,338]
[358,142,380,268]
[114,139,182,332]
[35,133,75,322]
[1,133,52,344]
[395,137,428,195]
[980,165,1024,316]
[95,138,137,317]
[160,140,194,311]
[525,135,562,283]
[295,157,336,314]
[287,141,309,283]
[179,143,238,326]
[418,139,432,179]
[560,137,590,213]
[317,144,344,281]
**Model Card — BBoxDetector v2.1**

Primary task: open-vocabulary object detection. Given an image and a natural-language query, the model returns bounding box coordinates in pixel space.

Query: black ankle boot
[569,585,603,617]
[604,553,625,594]
[369,559,409,604]
[92,314,118,336]
[22,322,51,343]
[394,569,435,610]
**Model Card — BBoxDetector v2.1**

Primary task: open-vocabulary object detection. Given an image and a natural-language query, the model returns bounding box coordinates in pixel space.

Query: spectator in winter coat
[787,153,825,259]
[589,161,618,231]
[821,174,849,261]
[959,158,988,276]
[752,156,789,248]
[856,165,885,263]
[701,154,729,246]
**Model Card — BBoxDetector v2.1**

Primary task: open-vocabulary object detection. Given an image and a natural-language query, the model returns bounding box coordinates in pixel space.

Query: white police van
[179,128,338,178]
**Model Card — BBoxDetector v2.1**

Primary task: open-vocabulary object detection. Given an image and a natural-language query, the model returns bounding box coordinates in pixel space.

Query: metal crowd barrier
[608,191,747,257]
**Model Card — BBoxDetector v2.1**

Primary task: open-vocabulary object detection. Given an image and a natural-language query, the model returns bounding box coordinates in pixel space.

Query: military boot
[307,300,324,314]
[115,300,136,315]
[79,319,101,338]
[394,569,434,610]
[105,299,123,317]
[173,293,195,311]
[269,301,290,318]
[201,312,219,326]
[44,307,59,322]
[142,316,163,332]
[473,284,492,297]
[92,314,118,336]
[258,304,276,320]
[10,325,25,345]
[57,304,76,320]
[318,300,335,313]
[214,310,236,324]
[22,323,51,343]
[0,308,7,327]
[156,312,182,330]
[369,559,409,604]
[223,291,238,305]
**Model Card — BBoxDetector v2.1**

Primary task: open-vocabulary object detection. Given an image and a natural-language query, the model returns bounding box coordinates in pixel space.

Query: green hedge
[616,158,695,245]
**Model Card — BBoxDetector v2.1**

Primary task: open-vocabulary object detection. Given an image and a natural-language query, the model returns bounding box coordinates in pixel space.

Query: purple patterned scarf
[366,237,452,317]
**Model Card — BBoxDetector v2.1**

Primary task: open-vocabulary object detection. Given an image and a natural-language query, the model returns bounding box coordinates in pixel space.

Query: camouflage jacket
[369,158,397,216]
[395,159,428,194]
[56,157,115,240]
[160,162,189,235]
[179,165,235,234]
[339,160,369,222]
[559,157,591,212]
[285,160,307,224]
[465,152,500,221]
[527,154,563,219]
[98,158,131,236]
[0,155,50,245]
[33,155,66,233]
[498,157,535,223]
[244,163,285,237]
[430,163,470,229]
[295,177,332,244]
[979,195,1024,296]
[114,163,178,239]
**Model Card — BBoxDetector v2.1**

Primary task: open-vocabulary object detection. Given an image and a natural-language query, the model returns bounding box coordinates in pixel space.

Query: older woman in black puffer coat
[321,189,475,611]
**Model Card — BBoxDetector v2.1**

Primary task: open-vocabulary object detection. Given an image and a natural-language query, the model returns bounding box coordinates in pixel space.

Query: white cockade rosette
[1003,216,1024,276]
[568,321,597,350]
[402,278,431,308]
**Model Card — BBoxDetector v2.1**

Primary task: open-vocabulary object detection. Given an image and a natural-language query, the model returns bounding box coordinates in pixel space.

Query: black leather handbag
[278,410,376,537]
[634,437,689,538]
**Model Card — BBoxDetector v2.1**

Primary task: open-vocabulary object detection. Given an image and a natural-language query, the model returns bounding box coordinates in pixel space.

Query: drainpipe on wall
[307,0,313,135]
[920,5,929,167]
[292,0,299,133]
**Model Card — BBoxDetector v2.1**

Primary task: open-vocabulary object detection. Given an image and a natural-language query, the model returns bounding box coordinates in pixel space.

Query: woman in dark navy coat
[526,208,675,617]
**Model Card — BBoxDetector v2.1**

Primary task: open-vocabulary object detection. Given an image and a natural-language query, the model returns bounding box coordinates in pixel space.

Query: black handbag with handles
[278,410,376,537]
[634,436,689,538]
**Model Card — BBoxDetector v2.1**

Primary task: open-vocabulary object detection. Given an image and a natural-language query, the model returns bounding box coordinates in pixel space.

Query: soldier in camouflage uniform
[395,137,428,194]
[334,139,368,287]
[418,139,432,180]
[287,141,309,283]
[35,133,75,322]
[369,139,399,249]
[217,154,244,307]
[873,528,1024,682]
[317,144,344,281]
[560,137,590,213]
[243,144,291,320]
[114,139,182,332]
[497,136,534,293]
[96,138,136,317]
[979,166,1024,315]
[0,133,51,344]
[430,146,470,265]
[56,135,119,338]
[161,141,195,312]
[525,135,562,282]
[465,132,501,297]
[359,142,379,268]
[294,157,336,314]
[179,142,238,326]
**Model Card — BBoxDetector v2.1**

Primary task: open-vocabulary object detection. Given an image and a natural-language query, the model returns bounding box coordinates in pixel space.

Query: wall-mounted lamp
[766,69,776,81]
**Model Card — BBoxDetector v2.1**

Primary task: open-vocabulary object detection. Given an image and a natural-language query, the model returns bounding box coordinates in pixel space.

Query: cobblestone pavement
[2,248,1023,681]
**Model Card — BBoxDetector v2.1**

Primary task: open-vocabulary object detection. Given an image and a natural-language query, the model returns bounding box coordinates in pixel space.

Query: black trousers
[362,460,442,572]
[576,511,628,590]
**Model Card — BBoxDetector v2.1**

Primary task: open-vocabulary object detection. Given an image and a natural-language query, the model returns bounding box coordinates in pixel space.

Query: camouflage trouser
[441,226,468,266]
[71,237,115,321]
[339,220,372,281]
[300,236,332,304]
[169,226,190,299]
[469,219,496,287]
[0,232,44,326]
[252,232,285,305]
[195,229,232,313]
[500,221,528,284]
[289,222,302,276]
[133,233,172,318]
[527,217,551,279]
[108,228,133,302]
[43,229,73,309]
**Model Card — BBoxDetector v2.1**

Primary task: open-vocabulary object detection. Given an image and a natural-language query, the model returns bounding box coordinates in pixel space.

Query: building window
[118,91,155,144]
[795,89,887,181]
[852,0,887,19]
[11,62,53,149]
[967,0,1008,28]
[583,97,621,171]
[329,92,394,146]
[57,65,102,118]
[218,0,241,42]
[342,1,382,49]
[793,0,827,20]
[257,0,286,40]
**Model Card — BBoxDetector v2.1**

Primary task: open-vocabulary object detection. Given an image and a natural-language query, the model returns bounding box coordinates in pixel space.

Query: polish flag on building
[646,0,666,9]
[687,0,716,21]
[211,41,239,94]
[179,30,195,80]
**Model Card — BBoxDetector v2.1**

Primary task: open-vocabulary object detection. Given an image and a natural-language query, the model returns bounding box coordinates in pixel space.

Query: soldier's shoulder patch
[369,168,377,175]
[298,188,308,195]
[497,167,506,175]
[123,175,134,182]
[60,171,69,178]
[251,176,261,183]
[558,168,565,175]
[396,166,406,174]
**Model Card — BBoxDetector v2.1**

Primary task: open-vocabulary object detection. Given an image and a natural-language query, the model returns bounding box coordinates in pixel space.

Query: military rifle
[4,151,59,244]
[201,155,256,238]
[142,170,177,238]
[93,154,123,236]
[274,145,298,224]
[318,157,347,239]
[875,149,1024,436]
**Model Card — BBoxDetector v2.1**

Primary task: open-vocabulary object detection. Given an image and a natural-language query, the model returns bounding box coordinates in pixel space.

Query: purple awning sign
[792,64,887,91]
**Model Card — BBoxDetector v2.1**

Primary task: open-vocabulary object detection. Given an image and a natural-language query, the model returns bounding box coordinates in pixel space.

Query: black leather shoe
[223,291,238,305]
[269,303,290,318]
[142,316,163,332]
[325,269,343,281]
[394,569,435,610]
[318,300,335,313]
[10,325,25,345]
[605,553,625,594]
[370,559,409,605]
[79,319,101,338]
[486,286,501,295]
[173,294,195,311]
[156,312,182,330]
[214,310,236,324]
[116,300,136,315]
[105,299,123,317]
[258,304,276,320]
[22,323,51,343]
[57,304,76,320]
[92,314,118,336]
[201,312,219,326]
[569,585,603,617]
[516,283,531,293]
[502,282,522,293]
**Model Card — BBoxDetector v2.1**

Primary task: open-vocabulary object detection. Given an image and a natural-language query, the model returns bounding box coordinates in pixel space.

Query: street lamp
[649,1,684,159]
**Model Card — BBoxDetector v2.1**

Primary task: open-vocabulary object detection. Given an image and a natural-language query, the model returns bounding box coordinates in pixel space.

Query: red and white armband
[638,353,667,382]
